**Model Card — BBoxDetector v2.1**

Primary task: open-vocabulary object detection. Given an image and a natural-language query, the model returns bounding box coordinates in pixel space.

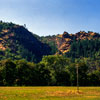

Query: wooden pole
[76,64,79,92]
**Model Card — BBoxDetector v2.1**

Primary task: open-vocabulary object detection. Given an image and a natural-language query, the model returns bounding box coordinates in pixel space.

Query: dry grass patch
[0,87,100,100]
[46,90,84,97]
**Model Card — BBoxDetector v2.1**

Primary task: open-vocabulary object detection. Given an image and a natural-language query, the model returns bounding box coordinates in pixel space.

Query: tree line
[67,39,100,58]
[0,55,100,86]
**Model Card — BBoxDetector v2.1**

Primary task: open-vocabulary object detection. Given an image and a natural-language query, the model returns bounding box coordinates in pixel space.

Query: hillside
[0,21,51,62]
[0,21,100,62]
[40,31,100,58]
[56,31,100,54]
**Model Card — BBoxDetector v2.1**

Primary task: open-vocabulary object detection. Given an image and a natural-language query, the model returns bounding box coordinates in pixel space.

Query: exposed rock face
[62,31,71,38]
[55,31,100,54]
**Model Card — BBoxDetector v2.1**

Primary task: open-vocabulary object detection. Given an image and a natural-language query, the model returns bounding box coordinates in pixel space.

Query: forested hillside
[0,21,100,86]
[1,21,100,62]
[67,39,100,58]
[0,21,52,62]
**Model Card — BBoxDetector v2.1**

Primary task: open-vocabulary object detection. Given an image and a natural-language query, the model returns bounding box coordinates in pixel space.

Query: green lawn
[0,87,100,100]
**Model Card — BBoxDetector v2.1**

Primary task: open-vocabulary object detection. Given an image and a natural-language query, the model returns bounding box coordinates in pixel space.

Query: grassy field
[0,87,100,100]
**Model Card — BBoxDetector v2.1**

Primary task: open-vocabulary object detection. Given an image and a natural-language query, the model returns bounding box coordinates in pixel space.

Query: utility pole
[76,63,79,92]
[24,24,26,28]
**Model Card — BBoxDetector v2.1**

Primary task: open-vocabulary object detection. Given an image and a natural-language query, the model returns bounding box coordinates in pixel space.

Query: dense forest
[0,55,100,86]
[67,39,100,58]
[0,21,100,86]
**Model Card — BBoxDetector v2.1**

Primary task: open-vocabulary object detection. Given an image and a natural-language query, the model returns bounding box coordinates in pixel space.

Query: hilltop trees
[68,39,100,58]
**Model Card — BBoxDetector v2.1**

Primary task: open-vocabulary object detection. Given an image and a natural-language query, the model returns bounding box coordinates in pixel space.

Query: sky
[0,0,100,36]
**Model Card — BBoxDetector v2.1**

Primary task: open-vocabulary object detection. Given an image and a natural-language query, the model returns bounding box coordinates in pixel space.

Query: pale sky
[0,0,100,36]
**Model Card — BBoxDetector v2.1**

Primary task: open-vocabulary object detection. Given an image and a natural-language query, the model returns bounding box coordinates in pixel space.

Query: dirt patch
[46,90,84,97]
[0,44,6,50]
